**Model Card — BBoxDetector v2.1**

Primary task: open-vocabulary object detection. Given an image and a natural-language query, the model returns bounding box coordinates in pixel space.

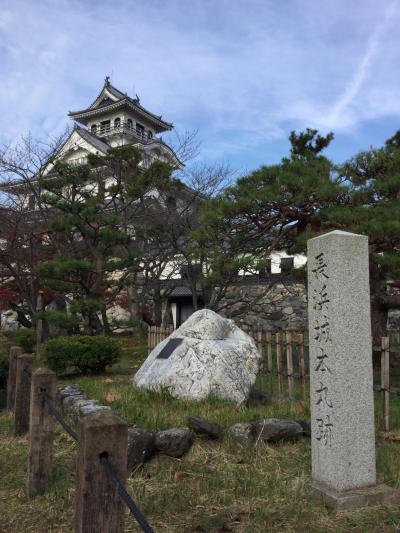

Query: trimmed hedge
[41,335,121,375]
[13,328,36,353]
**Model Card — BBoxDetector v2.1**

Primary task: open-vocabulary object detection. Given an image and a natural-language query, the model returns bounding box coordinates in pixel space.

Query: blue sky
[1,0,400,177]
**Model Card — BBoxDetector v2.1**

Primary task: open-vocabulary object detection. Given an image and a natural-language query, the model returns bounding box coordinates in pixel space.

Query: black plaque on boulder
[157,338,183,359]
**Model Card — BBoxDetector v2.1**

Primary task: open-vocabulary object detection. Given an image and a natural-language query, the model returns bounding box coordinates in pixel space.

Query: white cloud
[319,0,399,130]
[0,0,399,166]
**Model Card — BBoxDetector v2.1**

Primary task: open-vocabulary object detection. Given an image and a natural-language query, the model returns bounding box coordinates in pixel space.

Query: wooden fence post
[256,331,264,391]
[297,333,306,403]
[7,346,22,410]
[27,368,56,497]
[286,332,294,399]
[266,332,273,397]
[14,354,34,436]
[276,333,283,395]
[381,336,390,432]
[74,411,128,533]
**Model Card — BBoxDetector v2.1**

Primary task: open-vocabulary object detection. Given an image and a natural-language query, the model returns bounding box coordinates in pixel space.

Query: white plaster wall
[87,109,156,146]
[158,252,306,282]
[64,147,89,165]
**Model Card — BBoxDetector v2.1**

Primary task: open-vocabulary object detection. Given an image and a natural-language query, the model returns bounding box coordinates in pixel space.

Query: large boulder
[133,309,261,403]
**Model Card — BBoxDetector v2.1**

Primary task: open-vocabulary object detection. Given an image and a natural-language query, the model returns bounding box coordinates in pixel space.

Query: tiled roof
[169,286,193,298]
[76,126,109,153]
[168,286,202,298]
[69,81,173,131]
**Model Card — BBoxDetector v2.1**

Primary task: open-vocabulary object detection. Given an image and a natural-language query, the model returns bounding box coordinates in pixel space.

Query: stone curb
[57,384,193,467]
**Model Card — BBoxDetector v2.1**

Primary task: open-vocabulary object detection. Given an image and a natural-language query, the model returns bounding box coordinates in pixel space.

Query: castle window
[114,117,121,129]
[136,123,145,138]
[148,130,153,140]
[91,124,97,134]
[100,120,110,134]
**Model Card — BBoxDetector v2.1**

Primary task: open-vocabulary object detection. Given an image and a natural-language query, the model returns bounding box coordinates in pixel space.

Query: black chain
[40,391,154,532]
[40,391,79,441]
[100,456,155,533]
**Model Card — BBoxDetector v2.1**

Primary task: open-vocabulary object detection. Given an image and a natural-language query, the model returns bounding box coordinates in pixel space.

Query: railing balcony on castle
[95,122,155,142]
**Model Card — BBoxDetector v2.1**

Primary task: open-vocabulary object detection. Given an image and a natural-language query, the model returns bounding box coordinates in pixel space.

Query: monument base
[303,477,400,511]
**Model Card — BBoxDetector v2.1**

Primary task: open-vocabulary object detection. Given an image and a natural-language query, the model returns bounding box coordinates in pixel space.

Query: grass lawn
[2,338,400,532]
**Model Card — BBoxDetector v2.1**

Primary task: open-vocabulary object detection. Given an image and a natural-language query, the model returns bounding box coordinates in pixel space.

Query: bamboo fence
[247,329,308,403]
[147,326,174,353]
[147,326,397,427]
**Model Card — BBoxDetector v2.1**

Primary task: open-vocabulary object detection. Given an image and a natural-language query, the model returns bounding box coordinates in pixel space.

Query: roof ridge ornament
[104,75,110,86]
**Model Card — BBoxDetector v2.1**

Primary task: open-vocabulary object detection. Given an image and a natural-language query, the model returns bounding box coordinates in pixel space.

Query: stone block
[155,428,193,457]
[187,416,222,439]
[127,427,155,470]
[303,477,400,511]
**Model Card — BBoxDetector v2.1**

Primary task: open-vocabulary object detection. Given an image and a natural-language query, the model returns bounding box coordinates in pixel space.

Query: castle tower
[63,77,182,168]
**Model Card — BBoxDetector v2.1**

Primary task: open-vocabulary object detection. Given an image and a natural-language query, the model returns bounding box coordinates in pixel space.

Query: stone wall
[218,277,308,332]
[3,275,397,336]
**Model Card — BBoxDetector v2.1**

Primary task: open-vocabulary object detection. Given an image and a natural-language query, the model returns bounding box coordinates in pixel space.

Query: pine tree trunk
[369,259,388,343]
[83,312,92,335]
[101,308,111,335]
[89,311,103,335]
[127,285,140,325]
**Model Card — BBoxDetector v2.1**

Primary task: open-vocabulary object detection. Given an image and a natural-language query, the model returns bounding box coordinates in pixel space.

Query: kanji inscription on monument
[308,230,376,492]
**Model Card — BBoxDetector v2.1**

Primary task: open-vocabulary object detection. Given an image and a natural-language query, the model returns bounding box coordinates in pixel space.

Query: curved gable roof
[68,79,173,132]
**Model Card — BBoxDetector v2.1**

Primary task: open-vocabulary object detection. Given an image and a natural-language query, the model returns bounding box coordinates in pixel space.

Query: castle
[0,78,308,333]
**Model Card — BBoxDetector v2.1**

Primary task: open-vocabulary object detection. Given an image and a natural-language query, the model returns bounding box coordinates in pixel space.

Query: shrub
[13,328,36,353]
[0,349,8,389]
[41,335,121,375]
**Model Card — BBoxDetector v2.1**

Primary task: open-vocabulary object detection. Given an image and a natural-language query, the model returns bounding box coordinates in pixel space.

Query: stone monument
[305,230,399,509]
[134,309,261,404]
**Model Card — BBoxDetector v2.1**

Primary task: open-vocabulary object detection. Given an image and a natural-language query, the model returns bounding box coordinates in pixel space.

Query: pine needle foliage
[37,145,173,334]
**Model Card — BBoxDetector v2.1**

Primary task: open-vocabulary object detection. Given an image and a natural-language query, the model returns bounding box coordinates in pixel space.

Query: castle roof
[74,125,109,153]
[68,78,173,133]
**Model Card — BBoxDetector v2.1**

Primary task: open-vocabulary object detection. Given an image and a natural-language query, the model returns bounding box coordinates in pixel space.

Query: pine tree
[37,145,172,334]
[331,131,400,339]
[203,128,339,264]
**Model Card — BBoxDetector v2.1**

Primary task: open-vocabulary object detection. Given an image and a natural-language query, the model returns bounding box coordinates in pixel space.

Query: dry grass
[1,338,400,532]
